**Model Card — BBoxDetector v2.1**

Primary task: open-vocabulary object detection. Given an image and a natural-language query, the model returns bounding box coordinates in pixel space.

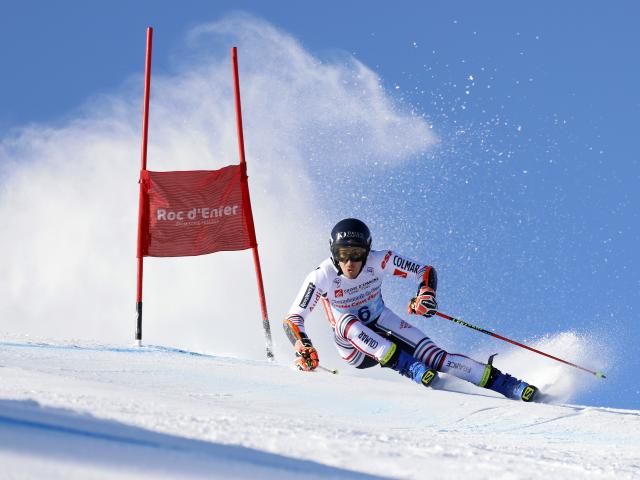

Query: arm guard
[420,265,438,292]
[283,316,313,347]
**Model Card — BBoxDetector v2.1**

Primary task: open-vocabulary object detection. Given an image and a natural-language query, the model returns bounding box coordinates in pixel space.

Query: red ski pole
[434,311,606,378]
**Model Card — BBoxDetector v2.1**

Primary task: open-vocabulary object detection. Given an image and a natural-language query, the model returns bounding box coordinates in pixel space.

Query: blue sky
[1,2,638,409]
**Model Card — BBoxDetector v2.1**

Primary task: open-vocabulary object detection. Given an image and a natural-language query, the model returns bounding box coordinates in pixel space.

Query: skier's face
[339,258,363,279]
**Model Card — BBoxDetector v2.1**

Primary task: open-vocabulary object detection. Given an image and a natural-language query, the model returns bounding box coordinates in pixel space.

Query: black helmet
[330,218,372,263]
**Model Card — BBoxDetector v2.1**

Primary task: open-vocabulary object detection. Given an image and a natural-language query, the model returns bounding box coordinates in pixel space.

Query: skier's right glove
[408,286,438,318]
[294,340,319,371]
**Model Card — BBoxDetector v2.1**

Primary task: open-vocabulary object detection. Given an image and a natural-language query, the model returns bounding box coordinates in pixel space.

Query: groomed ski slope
[0,339,637,479]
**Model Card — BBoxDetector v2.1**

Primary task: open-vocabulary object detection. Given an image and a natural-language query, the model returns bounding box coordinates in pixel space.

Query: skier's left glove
[408,286,438,318]
[294,340,319,371]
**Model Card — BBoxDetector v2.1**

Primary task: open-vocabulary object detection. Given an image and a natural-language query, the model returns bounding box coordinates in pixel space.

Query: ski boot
[380,343,437,387]
[480,355,538,402]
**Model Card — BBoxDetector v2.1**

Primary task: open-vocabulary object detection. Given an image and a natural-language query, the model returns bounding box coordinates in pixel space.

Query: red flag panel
[139,165,254,257]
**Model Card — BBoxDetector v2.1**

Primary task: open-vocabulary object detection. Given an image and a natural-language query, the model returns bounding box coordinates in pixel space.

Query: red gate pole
[231,47,274,361]
[135,27,153,347]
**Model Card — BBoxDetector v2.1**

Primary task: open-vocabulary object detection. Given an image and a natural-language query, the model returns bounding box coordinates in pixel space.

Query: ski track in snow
[0,339,638,480]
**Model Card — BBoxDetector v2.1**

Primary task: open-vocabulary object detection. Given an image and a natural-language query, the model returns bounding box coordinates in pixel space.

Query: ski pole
[317,365,339,375]
[434,311,606,379]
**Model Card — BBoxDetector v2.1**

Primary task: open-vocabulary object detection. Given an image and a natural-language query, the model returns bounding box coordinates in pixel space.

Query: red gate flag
[139,165,254,257]
[134,35,273,359]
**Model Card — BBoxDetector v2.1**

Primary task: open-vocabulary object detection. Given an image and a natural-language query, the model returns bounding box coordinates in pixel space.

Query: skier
[283,218,538,402]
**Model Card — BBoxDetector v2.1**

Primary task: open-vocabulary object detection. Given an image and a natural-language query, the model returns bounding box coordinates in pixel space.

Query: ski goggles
[333,246,368,263]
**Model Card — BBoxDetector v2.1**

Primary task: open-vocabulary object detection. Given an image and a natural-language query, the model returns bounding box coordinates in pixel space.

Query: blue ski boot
[480,356,538,402]
[380,343,437,387]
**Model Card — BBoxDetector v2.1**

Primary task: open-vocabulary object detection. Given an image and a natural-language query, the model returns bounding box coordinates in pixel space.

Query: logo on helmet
[336,231,365,241]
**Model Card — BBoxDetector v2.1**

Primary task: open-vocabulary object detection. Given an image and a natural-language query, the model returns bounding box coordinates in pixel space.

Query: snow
[1,339,638,479]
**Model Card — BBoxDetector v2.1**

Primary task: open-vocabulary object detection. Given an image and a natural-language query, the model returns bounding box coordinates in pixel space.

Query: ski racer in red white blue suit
[284,218,538,401]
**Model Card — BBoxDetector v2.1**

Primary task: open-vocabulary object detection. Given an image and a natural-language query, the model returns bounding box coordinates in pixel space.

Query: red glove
[408,286,438,318]
[294,340,319,371]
